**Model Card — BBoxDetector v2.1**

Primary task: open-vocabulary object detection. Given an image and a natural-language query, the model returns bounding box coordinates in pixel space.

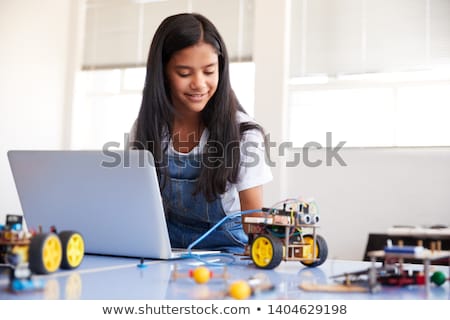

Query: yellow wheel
[59,231,85,270]
[250,234,283,269]
[301,234,328,267]
[29,233,62,274]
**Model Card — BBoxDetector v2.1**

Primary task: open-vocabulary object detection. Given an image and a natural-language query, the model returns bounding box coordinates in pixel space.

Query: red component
[378,270,426,286]
[415,273,425,285]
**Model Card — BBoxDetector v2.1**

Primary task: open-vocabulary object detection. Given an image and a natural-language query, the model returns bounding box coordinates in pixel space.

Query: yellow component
[192,266,211,284]
[302,235,318,265]
[66,233,85,268]
[42,234,62,273]
[251,236,274,268]
[229,280,251,300]
[11,245,29,263]
[3,230,12,240]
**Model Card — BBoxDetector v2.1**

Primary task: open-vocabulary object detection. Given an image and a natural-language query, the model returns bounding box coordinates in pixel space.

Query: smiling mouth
[187,93,207,97]
[186,93,207,101]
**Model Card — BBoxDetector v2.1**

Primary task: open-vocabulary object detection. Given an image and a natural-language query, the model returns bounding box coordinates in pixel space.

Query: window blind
[290,0,450,77]
[83,0,254,69]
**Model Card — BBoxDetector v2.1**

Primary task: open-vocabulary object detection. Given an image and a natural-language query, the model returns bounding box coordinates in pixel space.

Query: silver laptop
[7,149,198,260]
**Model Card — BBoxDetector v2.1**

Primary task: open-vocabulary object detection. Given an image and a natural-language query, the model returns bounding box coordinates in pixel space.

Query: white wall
[285,147,450,260]
[253,0,291,204]
[0,0,83,223]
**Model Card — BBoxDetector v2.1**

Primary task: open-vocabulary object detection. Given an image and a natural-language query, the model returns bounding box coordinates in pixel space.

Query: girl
[130,13,272,253]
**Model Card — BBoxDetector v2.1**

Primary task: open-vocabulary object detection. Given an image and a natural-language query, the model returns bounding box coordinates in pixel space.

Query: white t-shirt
[129,112,273,214]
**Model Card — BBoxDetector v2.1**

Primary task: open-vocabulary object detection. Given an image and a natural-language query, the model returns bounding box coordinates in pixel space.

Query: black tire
[59,231,85,270]
[300,234,328,267]
[28,233,62,274]
[250,234,284,269]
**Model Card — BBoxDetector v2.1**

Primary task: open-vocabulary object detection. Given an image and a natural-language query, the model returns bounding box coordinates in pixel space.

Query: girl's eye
[178,73,190,77]
[205,70,215,75]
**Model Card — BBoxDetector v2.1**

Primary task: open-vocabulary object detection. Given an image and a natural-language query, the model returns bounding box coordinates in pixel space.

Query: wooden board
[299,282,368,293]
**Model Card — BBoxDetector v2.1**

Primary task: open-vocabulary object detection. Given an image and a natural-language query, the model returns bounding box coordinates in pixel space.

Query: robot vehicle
[0,214,85,291]
[242,200,328,269]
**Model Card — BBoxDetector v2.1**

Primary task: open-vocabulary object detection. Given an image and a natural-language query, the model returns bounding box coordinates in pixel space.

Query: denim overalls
[160,151,248,254]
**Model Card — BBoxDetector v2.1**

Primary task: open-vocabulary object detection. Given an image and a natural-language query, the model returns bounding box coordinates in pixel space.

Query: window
[71,68,142,149]
[71,63,255,149]
[288,0,450,147]
[72,0,255,149]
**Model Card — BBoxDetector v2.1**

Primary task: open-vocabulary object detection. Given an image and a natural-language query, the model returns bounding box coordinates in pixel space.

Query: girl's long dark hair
[132,13,265,201]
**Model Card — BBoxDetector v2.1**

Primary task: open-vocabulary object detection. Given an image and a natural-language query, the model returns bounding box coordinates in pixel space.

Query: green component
[430,271,447,286]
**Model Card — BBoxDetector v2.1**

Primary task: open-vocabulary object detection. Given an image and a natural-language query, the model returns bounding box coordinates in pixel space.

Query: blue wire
[180,209,261,266]
[178,252,237,266]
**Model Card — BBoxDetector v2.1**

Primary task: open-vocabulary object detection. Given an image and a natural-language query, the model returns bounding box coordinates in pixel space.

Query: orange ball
[229,280,251,300]
[190,266,212,284]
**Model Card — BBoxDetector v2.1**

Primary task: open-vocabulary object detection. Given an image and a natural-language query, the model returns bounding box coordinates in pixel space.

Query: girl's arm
[239,185,264,212]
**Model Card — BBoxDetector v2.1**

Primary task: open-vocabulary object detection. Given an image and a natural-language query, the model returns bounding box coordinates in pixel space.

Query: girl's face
[165,41,219,116]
